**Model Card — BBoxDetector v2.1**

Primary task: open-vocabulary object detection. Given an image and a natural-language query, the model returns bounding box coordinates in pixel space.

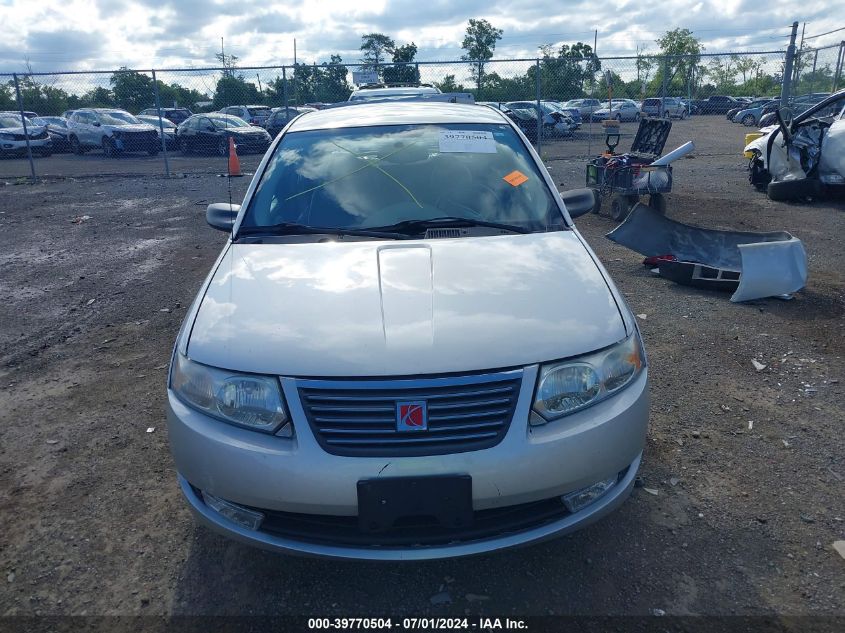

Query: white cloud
[0,0,838,73]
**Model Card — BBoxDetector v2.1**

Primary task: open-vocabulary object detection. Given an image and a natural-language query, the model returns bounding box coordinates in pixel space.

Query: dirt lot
[0,116,843,620]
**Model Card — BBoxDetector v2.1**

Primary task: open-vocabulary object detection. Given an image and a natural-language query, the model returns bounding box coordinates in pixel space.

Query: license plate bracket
[357,475,472,533]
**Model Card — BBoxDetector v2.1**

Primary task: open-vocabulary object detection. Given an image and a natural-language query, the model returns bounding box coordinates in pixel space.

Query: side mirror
[206,125,215,132]
[206,203,240,232]
[559,188,598,219]
[92,121,101,127]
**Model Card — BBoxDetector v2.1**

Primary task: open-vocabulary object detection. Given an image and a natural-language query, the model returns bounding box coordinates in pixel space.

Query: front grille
[298,370,523,457]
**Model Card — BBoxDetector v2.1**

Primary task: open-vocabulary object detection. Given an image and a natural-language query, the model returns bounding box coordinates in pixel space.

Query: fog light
[561,475,618,513]
[201,491,264,530]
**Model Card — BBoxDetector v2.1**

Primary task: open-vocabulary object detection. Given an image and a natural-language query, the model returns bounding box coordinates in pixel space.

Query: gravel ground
[0,117,843,619]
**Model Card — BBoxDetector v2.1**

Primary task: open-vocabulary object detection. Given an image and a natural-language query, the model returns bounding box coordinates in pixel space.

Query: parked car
[506,101,576,136]
[31,116,71,152]
[641,97,688,119]
[679,99,699,115]
[696,95,743,114]
[264,107,316,137]
[66,108,159,156]
[0,112,51,157]
[591,99,641,122]
[168,101,649,560]
[544,101,582,126]
[732,100,778,126]
[137,114,178,150]
[138,107,193,125]
[563,98,602,118]
[218,105,273,127]
[759,94,833,127]
[176,113,271,155]
[61,110,77,120]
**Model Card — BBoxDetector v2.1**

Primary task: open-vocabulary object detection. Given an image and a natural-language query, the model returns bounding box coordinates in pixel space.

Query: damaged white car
[745,90,845,200]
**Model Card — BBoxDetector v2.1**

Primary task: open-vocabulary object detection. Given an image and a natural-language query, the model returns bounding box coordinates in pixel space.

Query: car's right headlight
[170,353,291,436]
[532,331,646,424]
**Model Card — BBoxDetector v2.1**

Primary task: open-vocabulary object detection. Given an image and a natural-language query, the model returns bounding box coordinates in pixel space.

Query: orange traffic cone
[227,137,242,177]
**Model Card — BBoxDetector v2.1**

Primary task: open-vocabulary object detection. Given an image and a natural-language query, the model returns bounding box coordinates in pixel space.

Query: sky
[0,0,841,74]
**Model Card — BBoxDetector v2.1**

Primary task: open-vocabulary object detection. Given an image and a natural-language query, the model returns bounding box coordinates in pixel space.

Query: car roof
[350,86,440,97]
[287,102,508,132]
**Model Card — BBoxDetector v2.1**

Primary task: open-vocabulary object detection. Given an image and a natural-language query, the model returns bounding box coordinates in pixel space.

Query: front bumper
[0,138,51,154]
[168,367,648,560]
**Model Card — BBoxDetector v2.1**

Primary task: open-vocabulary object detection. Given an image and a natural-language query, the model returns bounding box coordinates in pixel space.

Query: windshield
[100,111,140,125]
[0,115,26,128]
[209,115,250,129]
[600,101,626,108]
[247,107,271,115]
[139,116,175,129]
[242,123,560,233]
[34,117,65,126]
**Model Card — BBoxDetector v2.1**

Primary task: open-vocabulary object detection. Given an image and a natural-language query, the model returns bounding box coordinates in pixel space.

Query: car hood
[230,126,268,134]
[108,123,156,132]
[186,232,627,377]
[1,125,45,135]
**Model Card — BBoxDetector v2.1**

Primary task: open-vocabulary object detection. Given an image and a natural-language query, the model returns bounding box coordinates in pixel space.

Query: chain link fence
[1,47,842,180]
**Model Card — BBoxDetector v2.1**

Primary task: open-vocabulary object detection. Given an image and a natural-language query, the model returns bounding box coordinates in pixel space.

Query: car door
[77,112,95,145]
[197,117,218,152]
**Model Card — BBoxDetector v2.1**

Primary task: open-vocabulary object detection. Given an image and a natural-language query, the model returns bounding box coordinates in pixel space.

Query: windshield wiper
[366,217,532,235]
[236,222,409,240]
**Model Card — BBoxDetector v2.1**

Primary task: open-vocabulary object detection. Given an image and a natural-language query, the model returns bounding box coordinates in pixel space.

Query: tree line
[1,24,828,117]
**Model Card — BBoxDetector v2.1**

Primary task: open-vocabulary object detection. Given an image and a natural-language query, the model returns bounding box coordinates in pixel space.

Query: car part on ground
[744,90,845,201]
[606,204,808,302]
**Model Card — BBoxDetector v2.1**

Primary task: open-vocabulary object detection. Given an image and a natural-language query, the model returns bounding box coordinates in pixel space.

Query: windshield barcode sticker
[438,130,497,153]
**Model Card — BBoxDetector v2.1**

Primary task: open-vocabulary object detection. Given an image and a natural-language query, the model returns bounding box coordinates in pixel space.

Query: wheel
[38,149,52,158]
[610,194,631,221]
[767,178,822,201]
[147,143,159,156]
[102,136,116,157]
[614,113,622,122]
[70,135,84,155]
[591,191,602,214]
[680,109,688,120]
[742,114,756,127]
[649,193,667,214]
[179,137,190,154]
[218,137,229,157]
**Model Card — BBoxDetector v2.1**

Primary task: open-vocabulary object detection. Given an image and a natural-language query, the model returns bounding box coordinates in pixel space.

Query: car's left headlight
[170,353,291,435]
[532,332,646,424]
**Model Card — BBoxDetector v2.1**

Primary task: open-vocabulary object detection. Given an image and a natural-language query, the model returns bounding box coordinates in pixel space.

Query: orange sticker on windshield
[503,170,529,187]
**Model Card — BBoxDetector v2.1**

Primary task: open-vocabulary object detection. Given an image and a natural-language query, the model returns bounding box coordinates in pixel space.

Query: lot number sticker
[438,130,497,153]
[503,170,529,187]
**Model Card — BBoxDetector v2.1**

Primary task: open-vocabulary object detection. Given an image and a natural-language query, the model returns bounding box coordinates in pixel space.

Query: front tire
[767,178,821,201]
[102,136,116,158]
[218,136,229,157]
[742,114,756,126]
[610,194,630,221]
[70,135,84,155]
[179,138,190,154]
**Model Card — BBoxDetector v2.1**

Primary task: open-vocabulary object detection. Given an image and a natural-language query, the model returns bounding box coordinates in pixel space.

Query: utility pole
[294,39,297,66]
[220,37,225,67]
[781,21,799,108]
